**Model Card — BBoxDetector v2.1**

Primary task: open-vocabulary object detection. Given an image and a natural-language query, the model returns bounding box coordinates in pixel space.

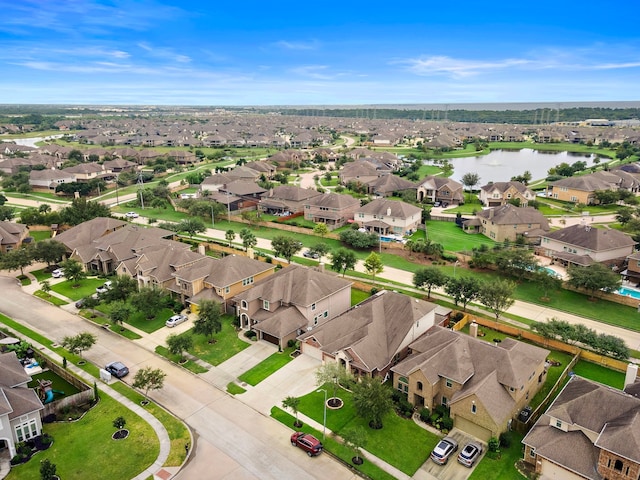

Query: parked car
[96,280,113,294]
[105,361,129,378]
[51,268,64,278]
[430,436,458,465]
[166,314,188,328]
[303,250,319,259]
[457,442,482,467]
[290,432,323,457]
[125,211,139,218]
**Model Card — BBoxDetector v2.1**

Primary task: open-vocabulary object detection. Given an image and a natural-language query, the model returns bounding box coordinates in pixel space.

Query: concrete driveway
[414,429,485,480]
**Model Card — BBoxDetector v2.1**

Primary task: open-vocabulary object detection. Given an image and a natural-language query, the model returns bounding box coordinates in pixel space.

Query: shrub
[370,287,379,295]
[440,416,454,431]
[488,436,500,452]
[287,339,296,348]
[499,431,512,448]
[10,454,25,466]
[430,412,440,425]
[244,330,257,339]
[418,407,430,423]
[434,404,449,417]
[452,312,465,322]
[395,396,414,418]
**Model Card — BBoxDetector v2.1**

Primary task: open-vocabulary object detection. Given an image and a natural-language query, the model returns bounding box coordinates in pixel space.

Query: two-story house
[522,375,640,480]
[355,198,422,236]
[0,221,29,253]
[466,204,550,243]
[231,265,352,349]
[479,181,536,207]
[303,192,361,230]
[172,254,275,313]
[258,185,323,216]
[298,290,441,378]
[0,352,45,459]
[416,175,465,205]
[540,224,636,266]
[392,326,549,441]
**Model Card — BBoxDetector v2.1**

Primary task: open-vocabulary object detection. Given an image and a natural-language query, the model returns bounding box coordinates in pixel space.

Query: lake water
[449,149,596,184]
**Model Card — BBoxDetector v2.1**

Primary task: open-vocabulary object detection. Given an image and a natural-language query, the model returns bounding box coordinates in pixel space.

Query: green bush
[488,436,500,452]
[395,396,414,418]
[418,407,430,423]
[244,330,257,339]
[440,416,454,431]
[499,431,512,448]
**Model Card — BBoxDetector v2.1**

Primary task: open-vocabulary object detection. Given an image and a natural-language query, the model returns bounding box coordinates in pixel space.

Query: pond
[448,149,597,184]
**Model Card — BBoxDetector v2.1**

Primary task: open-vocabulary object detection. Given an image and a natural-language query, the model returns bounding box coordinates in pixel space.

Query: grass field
[50,277,105,301]
[425,220,496,252]
[184,317,251,366]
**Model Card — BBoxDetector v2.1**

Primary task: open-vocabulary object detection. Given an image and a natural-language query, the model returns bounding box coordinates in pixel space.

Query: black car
[105,361,129,378]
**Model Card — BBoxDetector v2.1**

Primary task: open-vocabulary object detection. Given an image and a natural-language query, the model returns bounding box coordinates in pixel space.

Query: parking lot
[413,429,485,480]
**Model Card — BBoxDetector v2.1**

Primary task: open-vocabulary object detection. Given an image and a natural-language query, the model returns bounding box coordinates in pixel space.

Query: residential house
[303,192,361,230]
[258,185,323,215]
[61,162,109,182]
[0,221,29,253]
[540,224,636,266]
[367,174,417,198]
[522,375,640,480]
[355,198,422,236]
[466,204,550,243]
[479,181,536,207]
[298,290,441,378]
[172,254,275,313]
[0,352,45,458]
[55,217,128,253]
[231,265,352,348]
[416,176,465,205]
[339,159,390,186]
[392,326,549,441]
[28,169,76,191]
[545,170,640,205]
[133,243,204,290]
[622,251,640,286]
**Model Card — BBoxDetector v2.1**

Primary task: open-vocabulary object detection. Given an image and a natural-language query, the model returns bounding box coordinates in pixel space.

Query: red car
[290,432,323,457]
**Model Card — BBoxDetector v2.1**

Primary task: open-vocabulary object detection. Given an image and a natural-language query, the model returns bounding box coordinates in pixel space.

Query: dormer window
[445,379,452,388]
[555,419,562,429]
[241,300,248,310]
[263,300,270,311]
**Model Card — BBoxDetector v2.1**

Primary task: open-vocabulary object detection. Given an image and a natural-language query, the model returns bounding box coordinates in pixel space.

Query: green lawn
[50,277,106,301]
[30,268,52,282]
[425,220,496,253]
[238,347,296,386]
[295,386,438,475]
[572,360,626,389]
[185,316,252,366]
[227,382,247,395]
[154,346,209,374]
[6,392,158,480]
[351,289,371,306]
[81,312,142,340]
[34,290,69,306]
[29,230,52,241]
[125,308,175,333]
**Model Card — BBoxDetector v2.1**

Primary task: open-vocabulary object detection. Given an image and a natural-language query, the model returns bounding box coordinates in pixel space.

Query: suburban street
[0,275,357,480]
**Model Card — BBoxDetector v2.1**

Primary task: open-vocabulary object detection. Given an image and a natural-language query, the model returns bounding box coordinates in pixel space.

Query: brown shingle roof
[543,224,635,251]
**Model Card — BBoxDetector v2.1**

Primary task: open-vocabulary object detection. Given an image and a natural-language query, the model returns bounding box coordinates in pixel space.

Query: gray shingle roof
[543,224,635,251]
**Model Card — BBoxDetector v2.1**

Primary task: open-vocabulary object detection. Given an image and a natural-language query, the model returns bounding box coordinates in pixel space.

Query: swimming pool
[617,286,640,300]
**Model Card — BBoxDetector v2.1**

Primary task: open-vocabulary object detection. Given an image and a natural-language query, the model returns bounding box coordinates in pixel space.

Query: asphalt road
[0,275,356,480]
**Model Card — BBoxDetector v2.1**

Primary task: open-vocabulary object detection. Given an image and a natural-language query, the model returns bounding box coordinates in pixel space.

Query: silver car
[166,314,188,328]
[458,442,482,467]
[430,437,458,465]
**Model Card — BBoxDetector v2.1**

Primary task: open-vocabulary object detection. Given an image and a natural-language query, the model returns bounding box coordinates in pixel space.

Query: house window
[242,276,254,286]
[441,396,447,406]
[263,300,269,311]
[241,300,248,310]
[529,447,536,458]
[417,381,423,391]
[15,418,38,442]
[311,303,316,311]
[614,460,623,472]
[323,311,328,318]
[398,376,409,393]
[555,420,562,428]
[445,379,452,388]
[471,403,477,414]
[225,286,230,294]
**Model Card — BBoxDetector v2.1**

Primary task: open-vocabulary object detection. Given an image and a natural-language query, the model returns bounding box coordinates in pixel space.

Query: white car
[166,314,188,328]
[96,280,113,294]
[125,211,139,218]
[51,268,64,278]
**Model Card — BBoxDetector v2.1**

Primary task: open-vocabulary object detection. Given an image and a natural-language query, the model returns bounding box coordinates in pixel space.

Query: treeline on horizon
[0,105,639,127]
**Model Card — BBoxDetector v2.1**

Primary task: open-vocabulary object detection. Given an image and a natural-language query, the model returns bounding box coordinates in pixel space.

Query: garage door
[301,342,323,361]
[261,333,279,346]
[455,416,492,442]
[541,460,584,479]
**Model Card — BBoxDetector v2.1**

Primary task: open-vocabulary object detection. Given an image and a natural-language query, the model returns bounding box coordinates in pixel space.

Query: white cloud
[399,55,532,78]
[273,40,319,51]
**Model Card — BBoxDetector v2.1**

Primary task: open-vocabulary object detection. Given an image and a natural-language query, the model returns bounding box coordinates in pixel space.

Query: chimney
[469,322,478,338]
[489,208,494,219]
[625,363,638,388]
[387,207,391,216]
[246,247,254,259]
[197,244,206,256]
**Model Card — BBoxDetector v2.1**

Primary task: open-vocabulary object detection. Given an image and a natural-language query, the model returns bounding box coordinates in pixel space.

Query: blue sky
[1,0,639,106]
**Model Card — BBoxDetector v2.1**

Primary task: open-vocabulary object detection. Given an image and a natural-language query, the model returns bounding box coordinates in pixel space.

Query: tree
[330,248,357,276]
[282,396,302,427]
[33,239,67,267]
[100,275,138,303]
[132,366,166,402]
[177,218,206,237]
[166,334,193,362]
[109,301,132,330]
[413,267,448,299]
[478,279,516,320]
[59,197,111,226]
[461,172,481,200]
[309,242,330,259]
[40,280,51,295]
[313,223,329,238]
[352,376,394,429]
[342,426,367,464]
[567,263,621,300]
[0,246,33,276]
[493,248,537,279]
[445,276,481,311]
[61,332,96,359]
[40,458,57,480]
[531,270,562,301]
[225,229,236,247]
[271,235,303,263]
[113,416,126,430]
[193,300,222,343]
[131,287,166,319]
[239,228,257,251]
[363,252,384,284]
[315,362,351,406]
[60,258,85,286]
[0,205,15,221]
[339,229,379,249]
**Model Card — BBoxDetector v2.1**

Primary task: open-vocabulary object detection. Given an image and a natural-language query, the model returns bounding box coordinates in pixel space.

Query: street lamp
[317,388,327,440]
[211,204,215,227]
